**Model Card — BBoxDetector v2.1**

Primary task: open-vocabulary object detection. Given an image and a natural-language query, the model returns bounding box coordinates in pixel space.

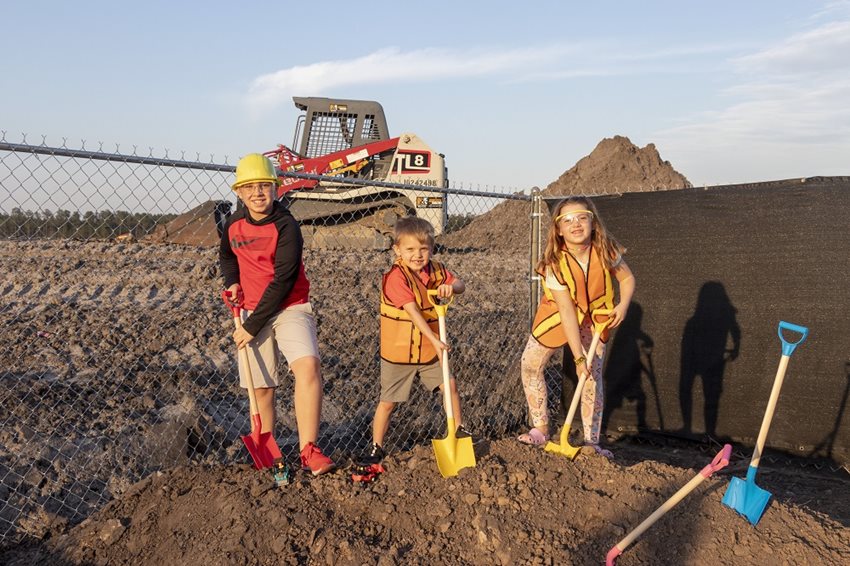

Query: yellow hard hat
[232,153,280,190]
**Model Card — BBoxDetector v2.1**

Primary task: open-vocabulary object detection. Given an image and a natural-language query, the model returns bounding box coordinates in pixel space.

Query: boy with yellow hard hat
[220,153,335,475]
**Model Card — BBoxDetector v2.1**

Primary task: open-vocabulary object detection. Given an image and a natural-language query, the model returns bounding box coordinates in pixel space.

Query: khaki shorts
[238,303,320,389]
[380,359,444,402]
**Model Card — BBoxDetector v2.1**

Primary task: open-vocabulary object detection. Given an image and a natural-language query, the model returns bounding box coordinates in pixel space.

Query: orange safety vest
[380,259,449,364]
[531,245,615,348]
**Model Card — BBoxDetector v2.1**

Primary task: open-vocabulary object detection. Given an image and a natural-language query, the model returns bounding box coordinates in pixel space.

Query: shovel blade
[432,436,476,478]
[722,467,772,525]
[544,440,580,460]
[544,425,580,460]
[241,431,283,470]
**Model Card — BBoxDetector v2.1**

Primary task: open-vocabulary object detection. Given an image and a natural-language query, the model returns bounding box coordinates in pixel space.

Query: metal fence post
[529,187,542,329]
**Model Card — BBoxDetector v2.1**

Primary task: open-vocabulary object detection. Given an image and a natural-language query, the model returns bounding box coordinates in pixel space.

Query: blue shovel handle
[778,321,808,356]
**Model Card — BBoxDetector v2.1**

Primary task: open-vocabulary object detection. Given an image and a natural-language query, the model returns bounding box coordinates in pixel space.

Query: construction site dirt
[4,441,850,565]
[0,239,848,566]
[1,136,848,564]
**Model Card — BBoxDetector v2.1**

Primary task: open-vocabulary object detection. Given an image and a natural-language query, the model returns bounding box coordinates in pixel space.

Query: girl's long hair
[539,196,626,272]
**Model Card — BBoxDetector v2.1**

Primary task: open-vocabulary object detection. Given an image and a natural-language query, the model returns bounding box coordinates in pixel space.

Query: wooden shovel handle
[222,295,262,424]
[583,309,613,360]
[746,322,808,468]
[425,290,455,422]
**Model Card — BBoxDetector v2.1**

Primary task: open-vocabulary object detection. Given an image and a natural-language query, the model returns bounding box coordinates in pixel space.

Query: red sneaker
[300,442,336,476]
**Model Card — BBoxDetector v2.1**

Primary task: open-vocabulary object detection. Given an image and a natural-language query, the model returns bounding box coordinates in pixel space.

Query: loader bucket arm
[266,137,400,198]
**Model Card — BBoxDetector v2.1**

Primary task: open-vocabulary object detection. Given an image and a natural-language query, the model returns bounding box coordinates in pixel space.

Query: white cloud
[664,80,850,144]
[734,20,850,74]
[244,41,742,113]
[245,45,576,114]
[809,0,850,22]
[504,41,749,83]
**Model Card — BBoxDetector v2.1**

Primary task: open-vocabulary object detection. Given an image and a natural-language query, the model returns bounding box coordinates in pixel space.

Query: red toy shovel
[222,290,283,470]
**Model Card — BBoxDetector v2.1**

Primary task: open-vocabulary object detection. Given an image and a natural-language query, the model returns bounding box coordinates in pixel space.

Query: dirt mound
[440,136,691,251]
[3,440,847,565]
[542,135,692,197]
[146,200,232,247]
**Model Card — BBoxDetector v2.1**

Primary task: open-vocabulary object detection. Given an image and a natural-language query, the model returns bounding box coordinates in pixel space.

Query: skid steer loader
[264,97,448,249]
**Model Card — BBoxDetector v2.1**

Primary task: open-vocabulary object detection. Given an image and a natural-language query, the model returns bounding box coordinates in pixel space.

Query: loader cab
[292,97,391,157]
[279,96,448,249]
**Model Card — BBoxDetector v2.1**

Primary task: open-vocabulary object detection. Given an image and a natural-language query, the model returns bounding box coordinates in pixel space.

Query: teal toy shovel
[722,320,809,525]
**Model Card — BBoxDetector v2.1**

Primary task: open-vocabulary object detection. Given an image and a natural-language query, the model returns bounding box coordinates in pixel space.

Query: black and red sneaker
[360,442,385,465]
[300,442,336,476]
[352,463,385,484]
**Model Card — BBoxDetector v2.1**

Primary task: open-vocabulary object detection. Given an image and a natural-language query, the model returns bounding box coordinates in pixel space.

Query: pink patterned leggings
[520,318,606,444]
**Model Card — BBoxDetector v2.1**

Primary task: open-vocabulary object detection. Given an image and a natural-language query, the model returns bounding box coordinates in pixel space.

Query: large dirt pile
[3,440,847,565]
[541,135,692,196]
[440,136,691,252]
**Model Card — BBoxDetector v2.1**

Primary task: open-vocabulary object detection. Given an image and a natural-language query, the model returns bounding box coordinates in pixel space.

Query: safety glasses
[237,182,275,195]
[555,210,593,225]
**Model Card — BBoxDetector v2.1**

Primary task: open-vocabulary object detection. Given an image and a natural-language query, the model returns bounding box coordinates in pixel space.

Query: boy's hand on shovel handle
[223,284,244,309]
[429,334,450,357]
[233,327,255,350]
[436,283,454,299]
[221,287,250,348]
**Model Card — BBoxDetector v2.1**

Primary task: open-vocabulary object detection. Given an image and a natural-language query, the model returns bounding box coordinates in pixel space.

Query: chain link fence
[0,134,547,545]
[4,133,844,547]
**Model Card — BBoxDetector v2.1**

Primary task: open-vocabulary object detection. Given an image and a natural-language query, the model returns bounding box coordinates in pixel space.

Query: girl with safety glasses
[517,197,635,458]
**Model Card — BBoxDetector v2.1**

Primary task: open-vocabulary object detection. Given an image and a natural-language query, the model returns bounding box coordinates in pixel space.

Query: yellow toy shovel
[545,309,612,459]
[427,290,476,478]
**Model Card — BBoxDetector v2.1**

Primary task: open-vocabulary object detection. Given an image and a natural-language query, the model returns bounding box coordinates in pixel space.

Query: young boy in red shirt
[220,153,335,475]
[361,216,470,464]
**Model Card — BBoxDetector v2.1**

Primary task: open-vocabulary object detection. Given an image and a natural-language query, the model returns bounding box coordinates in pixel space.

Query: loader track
[284,193,413,250]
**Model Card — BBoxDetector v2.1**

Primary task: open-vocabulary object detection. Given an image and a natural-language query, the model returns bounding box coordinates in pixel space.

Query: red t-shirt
[383,263,456,308]
[219,203,309,337]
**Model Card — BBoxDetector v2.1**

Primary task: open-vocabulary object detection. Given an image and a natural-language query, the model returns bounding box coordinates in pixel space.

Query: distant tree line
[0,208,176,239]
[0,208,474,239]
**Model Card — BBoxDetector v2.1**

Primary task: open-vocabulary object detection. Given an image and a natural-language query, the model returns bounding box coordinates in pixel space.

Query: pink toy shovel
[606,444,732,565]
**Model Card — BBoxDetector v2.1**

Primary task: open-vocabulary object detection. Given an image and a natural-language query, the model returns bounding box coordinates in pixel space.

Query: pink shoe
[300,442,336,476]
[589,444,614,458]
[517,428,549,446]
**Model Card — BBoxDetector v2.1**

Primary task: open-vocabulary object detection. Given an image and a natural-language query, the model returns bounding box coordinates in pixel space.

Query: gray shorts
[238,303,320,389]
[380,359,444,402]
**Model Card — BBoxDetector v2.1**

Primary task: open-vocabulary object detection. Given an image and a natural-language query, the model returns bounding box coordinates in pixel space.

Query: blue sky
[3,1,850,191]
